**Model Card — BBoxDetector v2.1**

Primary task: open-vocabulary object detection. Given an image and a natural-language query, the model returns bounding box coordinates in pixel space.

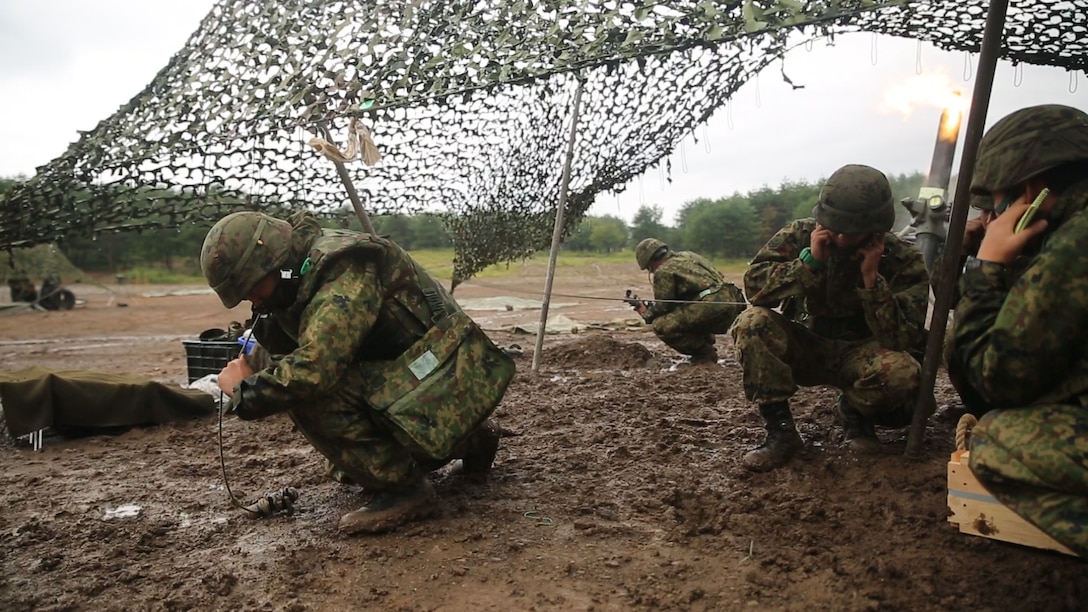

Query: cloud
[591,34,1083,224]
[0,0,215,177]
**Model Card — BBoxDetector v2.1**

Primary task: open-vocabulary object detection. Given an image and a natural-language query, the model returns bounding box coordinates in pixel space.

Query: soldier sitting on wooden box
[951,104,1088,558]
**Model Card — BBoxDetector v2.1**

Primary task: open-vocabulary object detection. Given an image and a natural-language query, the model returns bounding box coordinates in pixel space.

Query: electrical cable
[216,346,299,518]
[458,278,749,307]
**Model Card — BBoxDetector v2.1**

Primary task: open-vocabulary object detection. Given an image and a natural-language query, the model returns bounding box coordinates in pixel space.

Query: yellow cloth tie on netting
[307,117,381,166]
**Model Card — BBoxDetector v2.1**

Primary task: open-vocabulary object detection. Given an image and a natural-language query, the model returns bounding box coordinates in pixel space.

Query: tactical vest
[265,231,458,362]
[277,230,514,459]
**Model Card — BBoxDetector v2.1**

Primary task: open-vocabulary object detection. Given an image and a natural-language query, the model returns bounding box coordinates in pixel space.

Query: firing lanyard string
[458,279,750,307]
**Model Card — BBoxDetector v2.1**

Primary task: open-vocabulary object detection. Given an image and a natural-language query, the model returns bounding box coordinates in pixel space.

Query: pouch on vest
[356,310,515,459]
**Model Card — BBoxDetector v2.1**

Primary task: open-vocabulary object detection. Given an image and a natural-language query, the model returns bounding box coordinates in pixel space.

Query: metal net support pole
[531,78,585,375]
[906,0,1010,456]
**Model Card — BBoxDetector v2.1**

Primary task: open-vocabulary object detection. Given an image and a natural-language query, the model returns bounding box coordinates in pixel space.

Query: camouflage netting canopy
[2,0,1086,283]
[2,244,89,285]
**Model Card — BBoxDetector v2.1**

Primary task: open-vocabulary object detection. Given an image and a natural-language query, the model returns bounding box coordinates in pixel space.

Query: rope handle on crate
[955,414,978,451]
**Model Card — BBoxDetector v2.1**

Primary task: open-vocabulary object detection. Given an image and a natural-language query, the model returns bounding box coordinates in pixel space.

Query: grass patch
[108,250,750,284]
[118,267,206,285]
[410,248,749,279]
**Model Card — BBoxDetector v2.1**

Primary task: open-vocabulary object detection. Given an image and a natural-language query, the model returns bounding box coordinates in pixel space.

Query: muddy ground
[0,262,1083,611]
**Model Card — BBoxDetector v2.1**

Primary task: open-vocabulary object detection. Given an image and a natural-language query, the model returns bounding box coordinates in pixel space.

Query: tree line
[561,171,924,257]
[2,172,926,275]
[40,213,453,274]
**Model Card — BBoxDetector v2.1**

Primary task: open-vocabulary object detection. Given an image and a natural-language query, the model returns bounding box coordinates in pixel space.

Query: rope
[955,413,978,451]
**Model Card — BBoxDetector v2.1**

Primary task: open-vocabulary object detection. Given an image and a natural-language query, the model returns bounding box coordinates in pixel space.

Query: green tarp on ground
[0,367,215,439]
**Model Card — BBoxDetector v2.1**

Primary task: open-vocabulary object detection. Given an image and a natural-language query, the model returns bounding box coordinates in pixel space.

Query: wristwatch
[799,247,825,271]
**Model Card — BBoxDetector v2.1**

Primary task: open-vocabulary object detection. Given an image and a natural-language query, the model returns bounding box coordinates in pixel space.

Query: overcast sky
[1,1,1084,225]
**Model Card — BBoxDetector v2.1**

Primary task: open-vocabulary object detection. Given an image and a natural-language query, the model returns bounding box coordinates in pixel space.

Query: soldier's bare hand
[217,357,254,398]
[962,217,988,255]
[977,199,1048,264]
[855,233,884,289]
[810,224,833,263]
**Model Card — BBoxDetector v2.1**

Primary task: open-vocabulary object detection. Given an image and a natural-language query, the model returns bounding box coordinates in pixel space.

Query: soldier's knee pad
[730,306,776,333]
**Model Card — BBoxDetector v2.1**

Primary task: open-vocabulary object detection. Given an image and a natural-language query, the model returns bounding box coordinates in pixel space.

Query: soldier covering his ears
[731,164,930,471]
[951,104,1088,557]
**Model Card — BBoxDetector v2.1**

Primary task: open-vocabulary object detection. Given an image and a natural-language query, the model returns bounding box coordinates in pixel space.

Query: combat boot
[460,419,501,481]
[689,348,719,365]
[742,401,803,472]
[836,395,882,454]
[338,479,437,535]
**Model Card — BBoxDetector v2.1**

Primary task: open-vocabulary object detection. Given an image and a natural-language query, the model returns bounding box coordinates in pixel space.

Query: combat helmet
[812,164,895,234]
[201,212,293,308]
[635,238,668,270]
[971,104,1088,196]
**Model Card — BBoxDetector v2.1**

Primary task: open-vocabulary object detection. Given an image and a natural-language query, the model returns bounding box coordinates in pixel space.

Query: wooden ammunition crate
[947,449,1078,557]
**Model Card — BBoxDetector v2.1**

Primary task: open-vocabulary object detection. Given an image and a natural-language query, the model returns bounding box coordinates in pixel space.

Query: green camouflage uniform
[731,218,929,424]
[7,274,37,303]
[225,214,500,490]
[642,250,746,358]
[953,178,1088,557]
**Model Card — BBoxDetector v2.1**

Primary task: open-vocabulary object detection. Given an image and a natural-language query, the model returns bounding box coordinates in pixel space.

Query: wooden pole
[531,78,585,375]
[906,0,1010,456]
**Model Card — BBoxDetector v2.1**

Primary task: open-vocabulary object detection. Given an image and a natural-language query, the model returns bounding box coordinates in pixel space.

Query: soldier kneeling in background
[632,238,747,365]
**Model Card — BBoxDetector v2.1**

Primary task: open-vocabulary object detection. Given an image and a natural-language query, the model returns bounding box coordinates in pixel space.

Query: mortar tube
[926,104,963,192]
[915,104,963,272]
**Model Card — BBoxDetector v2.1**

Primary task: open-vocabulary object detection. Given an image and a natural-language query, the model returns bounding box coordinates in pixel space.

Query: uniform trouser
[730,307,919,425]
[652,286,746,357]
[969,404,1088,557]
[288,396,447,491]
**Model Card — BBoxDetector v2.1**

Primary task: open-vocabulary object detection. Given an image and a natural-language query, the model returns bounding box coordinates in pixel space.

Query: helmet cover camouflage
[635,237,668,270]
[200,212,293,308]
[812,164,895,234]
[971,104,1088,196]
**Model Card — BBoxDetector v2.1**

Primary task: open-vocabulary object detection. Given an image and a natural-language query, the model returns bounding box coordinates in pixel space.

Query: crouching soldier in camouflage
[731,164,929,471]
[951,104,1088,557]
[201,211,515,534]
[633,238,747,364]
